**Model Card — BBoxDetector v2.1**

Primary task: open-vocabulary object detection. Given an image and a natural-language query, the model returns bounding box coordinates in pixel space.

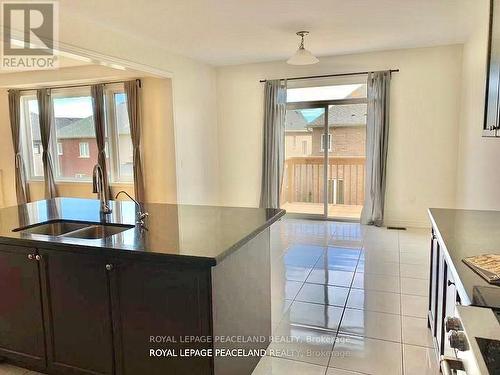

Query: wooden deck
[281,202,363,219]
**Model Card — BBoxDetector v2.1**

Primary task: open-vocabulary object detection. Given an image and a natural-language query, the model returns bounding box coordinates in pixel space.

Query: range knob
[448,330,468,351]
[445,316,462,332]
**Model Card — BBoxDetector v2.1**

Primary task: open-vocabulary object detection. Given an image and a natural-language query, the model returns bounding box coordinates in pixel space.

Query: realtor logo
[1,1,58,70]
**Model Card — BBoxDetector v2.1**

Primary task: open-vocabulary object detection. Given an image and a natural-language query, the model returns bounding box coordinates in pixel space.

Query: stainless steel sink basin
[61,224,133,240]
[14,221,91,236]
[14,220,134,240]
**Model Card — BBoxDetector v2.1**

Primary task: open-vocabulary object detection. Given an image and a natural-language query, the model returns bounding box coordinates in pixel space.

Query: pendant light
[287,31,319,65]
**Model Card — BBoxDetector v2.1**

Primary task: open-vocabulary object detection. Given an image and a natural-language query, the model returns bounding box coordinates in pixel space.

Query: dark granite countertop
[428,208,500,306]
[0,198,285,266]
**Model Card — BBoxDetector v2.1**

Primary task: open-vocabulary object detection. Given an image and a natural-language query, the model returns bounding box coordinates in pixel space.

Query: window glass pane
[327,103,367,156]
[287,83,367,103]
[53,94,96,181]
[21,97,44,178]
[114,93,133,180]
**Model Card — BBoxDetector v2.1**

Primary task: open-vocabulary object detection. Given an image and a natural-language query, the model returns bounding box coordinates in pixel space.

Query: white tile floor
[256,218,440,375]
[0,218,439,375]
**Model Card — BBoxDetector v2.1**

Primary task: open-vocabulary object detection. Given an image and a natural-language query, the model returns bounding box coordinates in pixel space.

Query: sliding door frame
[285,97,367,221]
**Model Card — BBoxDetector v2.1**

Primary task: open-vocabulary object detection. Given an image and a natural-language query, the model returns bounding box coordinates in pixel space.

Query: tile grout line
[324,230,365,371]
[398,230,406,375]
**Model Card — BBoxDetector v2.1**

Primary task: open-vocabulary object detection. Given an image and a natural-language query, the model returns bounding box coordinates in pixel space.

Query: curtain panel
[361,71,391,226]
[91,84,111,201]
[124,80,145,202]
[260,79,287,209]
[36,88,58,199]
[8,89,30,204]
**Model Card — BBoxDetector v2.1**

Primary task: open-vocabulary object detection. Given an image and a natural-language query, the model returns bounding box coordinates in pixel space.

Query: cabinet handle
[27,254,34,260]
[447,280,455,287]
[35,255,41,261]
[105,264,113,271]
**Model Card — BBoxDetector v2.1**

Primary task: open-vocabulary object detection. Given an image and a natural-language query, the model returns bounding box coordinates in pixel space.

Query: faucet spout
[115,190,148,227]
[92,164,112,214]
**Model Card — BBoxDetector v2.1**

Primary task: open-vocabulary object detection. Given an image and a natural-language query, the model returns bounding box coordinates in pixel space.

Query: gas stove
[441,287,500,375]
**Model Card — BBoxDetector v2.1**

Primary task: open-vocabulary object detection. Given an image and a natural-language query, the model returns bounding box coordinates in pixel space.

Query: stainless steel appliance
[441,287,500,374]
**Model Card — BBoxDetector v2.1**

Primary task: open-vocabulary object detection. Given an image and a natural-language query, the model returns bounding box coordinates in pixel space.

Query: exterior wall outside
[284,131,312,157]
[310,126,366,157]
[57,138,98,179]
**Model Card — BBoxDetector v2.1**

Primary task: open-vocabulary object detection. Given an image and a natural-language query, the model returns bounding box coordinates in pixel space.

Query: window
[79,142,90,158]
[301,140,308,155]
[19,84,134,183]
[287,83,367,103]
[321,133,332,152]
[20,96,44,179]
[105,90,133,182]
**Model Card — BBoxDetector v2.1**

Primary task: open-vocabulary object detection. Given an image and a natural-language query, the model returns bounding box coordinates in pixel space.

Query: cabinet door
[109,259,212,375]
[38,248,114,375]
[0,244,46,369]
[428,231,439,337]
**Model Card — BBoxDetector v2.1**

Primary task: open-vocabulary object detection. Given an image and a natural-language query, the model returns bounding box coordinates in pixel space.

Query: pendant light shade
[287,31,319,65]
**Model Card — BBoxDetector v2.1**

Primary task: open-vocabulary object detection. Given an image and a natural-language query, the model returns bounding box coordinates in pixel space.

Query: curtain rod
[259,69,399,83]
[9,78,142,93]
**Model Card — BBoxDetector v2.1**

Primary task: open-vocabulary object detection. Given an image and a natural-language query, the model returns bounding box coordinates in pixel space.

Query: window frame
[78,142,90,158]
[51,87,95,182]
[320,133,333,152]
[20,92,44,181]
[104,84,133,184]
[19,84,134,185]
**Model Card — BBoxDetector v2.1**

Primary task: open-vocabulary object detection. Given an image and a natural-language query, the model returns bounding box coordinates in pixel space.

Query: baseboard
[383,218,431,229]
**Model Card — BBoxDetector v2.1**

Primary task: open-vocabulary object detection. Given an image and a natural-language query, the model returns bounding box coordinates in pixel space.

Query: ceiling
[60,0,480,66]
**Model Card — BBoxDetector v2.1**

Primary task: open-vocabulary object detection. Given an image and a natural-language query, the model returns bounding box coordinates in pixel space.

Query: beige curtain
[37,88,58,199]
[91,84,111,201]
[259,79,287,208]
[124,80,145,202]
[8,89,30,204]
[361,71,391,226]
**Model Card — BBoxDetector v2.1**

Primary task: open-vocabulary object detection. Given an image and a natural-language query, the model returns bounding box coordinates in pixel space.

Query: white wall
[455,1,499,210]
[55,13,220,205]
[216,45,464,227]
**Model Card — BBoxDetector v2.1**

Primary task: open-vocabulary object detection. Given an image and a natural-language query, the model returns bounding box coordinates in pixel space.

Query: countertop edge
[0,209,286,267]
[213,209,286,264]
[427,208,472,305]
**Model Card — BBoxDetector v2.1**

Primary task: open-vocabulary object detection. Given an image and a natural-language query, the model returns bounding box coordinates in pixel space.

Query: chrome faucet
[92,164,112,214]
[115,190,148,227]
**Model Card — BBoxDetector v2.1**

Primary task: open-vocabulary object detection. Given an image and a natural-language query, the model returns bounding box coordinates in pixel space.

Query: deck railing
[281,156,365,206]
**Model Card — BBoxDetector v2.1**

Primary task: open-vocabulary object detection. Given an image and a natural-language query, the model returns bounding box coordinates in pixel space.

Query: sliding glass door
[281,105,326,216]
[281,84,367,220]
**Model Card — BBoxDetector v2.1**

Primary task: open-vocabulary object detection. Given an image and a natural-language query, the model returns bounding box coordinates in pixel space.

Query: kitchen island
[0,198,285,375]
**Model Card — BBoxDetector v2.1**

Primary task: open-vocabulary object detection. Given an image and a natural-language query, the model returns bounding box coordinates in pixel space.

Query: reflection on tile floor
[265,218,439,375]
[0,219,438,375]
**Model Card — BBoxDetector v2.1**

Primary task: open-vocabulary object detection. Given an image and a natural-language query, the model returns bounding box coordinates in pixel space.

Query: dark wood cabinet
[108,258,212,375]
[0,228,270,375]
[38,248,114,375]
[0,244,46,370]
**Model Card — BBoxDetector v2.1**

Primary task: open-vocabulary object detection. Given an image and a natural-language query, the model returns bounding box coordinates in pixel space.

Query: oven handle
[440,356,465,375]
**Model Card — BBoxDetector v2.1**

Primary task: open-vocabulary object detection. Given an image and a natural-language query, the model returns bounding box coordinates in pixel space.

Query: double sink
[14,220,134,240]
